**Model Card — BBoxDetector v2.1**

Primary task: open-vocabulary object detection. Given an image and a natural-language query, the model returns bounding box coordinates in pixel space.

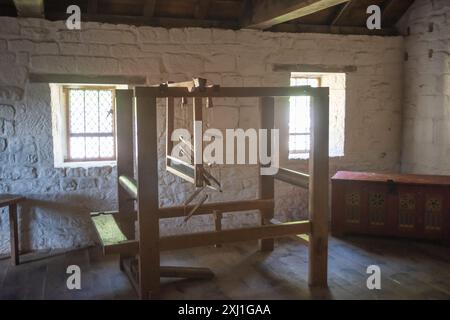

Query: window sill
[55,160,117,169]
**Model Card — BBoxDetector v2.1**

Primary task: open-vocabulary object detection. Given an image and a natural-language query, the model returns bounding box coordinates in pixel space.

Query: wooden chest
[331,171,450,244]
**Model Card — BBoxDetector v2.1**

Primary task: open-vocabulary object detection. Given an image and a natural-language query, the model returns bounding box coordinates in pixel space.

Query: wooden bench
[0,194,24,265]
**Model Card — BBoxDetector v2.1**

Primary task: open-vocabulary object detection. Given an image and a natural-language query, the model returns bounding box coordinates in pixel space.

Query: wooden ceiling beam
[87,0,98,15]
[330,0,352,26]
[242,0,350,30]
[270,23,398,36]
[143,0,157,18]
[13,0,44,18]
[45,12,239,29]
[194,0,212,19]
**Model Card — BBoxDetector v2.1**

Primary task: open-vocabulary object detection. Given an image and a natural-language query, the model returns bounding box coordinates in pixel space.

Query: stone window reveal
[50,83,125,168]
[289,72,346,160]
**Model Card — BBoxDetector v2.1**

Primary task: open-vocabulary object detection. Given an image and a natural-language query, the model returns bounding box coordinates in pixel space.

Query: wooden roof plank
[143,0,156,17]
[331,0,352,25]
[194,0,212,19]
[243,0,350,30]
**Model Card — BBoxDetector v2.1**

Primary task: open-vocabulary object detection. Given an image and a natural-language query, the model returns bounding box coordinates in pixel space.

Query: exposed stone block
[120,57,160,75]
[0,17,20,37]
[138,27,169,43]
[162,53,204,73]
[110,44,141,57]
[212,29,236,43]
[61,178,78,192]
[0,137,6,151]
[187,28,212,43]
[31,55,77,73]
[205,54,235,72]
[0,104,15,120]
[83,29,136,44]
[0,166,36,180]
[169,29,187,43]
[21,27,57,42]
[0,86,24,101]
[75,56,119,74]
[66,167,86,178]
[8,40,35,52]
[35,42,59,55]
[78,177,98,190]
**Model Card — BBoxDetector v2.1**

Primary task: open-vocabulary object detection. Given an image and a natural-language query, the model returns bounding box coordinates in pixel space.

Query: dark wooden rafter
[87,0,98,14]
[242,0,350,30]
[45,12,239,29]
[23,0,414,36]
[330,0,352,26]
[13,0,44,18]
[194,0,212,19]
[143,0,156,18]
[381,0,415,27]
[270,23,398,36]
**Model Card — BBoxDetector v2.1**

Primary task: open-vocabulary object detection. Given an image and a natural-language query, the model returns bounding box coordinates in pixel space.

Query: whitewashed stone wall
[0,16,403,253]
[398,0,450,175]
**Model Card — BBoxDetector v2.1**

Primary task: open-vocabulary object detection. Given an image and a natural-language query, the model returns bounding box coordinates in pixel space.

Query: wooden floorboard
[0,236,449,300]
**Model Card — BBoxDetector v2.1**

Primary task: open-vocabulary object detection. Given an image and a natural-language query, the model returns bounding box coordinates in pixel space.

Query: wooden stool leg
[9,204,19,266]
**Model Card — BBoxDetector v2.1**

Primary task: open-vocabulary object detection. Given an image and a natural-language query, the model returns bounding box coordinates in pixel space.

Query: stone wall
[0,16,404,253]
[399,0,450,174]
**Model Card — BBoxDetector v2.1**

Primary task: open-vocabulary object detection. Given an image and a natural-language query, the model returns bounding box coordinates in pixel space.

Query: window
[50,84,123,167]
[288,77,320,160]
[65,87,116,161]
[288,72,346,160]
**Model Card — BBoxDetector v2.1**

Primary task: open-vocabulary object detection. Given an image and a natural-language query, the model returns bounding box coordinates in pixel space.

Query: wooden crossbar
[159,221,311,251]
[118,175,138,199]
[92,199,273,222]
[160,266,214,279]
[270,218,310,246]
[275,167,310,189]
[159,198,274,219]
[135,86,316,98]
[104,240,139,255]
[96,219,310,256]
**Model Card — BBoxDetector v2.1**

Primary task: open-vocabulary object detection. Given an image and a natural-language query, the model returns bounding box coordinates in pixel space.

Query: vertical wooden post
[9,204,19,266]
[308,88,329,287]
[259,97,275,252]
[116,90,135,271]
[134,88,160,299]
[166,97,175,166]
[193,97,203,187]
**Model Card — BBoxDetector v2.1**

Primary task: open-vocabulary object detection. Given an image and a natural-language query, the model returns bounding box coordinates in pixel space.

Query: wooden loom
[90,79,330,299]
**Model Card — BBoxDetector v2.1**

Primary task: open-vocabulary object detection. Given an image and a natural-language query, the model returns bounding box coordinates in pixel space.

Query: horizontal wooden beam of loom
[118,176,275,216]
[135,86,316,98]
[275,167,310,189]
[100,220,311,255]
[119,166,310,206]
[119,170,311,217]
[160,220,311,251]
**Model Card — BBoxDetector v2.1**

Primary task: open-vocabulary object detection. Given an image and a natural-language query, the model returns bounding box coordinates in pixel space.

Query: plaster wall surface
[399,0,450,174]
